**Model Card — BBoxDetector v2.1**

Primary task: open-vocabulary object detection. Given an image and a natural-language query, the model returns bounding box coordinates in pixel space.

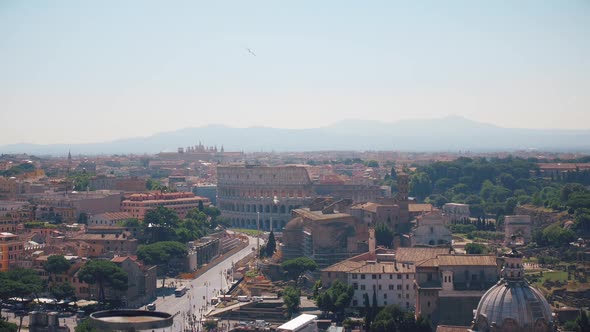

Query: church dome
[473,249,553,332]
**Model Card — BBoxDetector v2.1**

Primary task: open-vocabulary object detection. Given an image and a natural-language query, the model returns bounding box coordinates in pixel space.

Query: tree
[198,200,205,212]
[143,206,180,243]
[77,260,128,303]
[75,319,99,332]
[370,304,432,332]
[410,172,432,201]
[44,255,71,284]
[316,280,353,318]
[0,268,42,330]
[564,310,590,332]
[365,160,379,168]
[121,218,140,227]
[77,212,88,224]
[266,231,277,257]
[137,241,187,286]
[375,223,394,247]
[282,286,301,317]
[539,222,576,247]
[0,268,43,301]
[281,257,317,281]
[202,320,218,332]
[0,320,17,332]
[465,243,489,254]
[50,282,75,301]
[312,280,322,299]
[363,292,372,328]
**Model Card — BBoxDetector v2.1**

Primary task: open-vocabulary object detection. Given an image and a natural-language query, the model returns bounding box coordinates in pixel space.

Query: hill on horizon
[2,116,589,156]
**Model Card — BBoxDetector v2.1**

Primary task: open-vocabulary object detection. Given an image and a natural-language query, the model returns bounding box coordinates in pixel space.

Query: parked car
[146,303,156,311]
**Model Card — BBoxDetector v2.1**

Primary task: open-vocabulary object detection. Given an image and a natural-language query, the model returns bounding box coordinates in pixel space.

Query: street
[152,235,257,332]
[2,235,258,332]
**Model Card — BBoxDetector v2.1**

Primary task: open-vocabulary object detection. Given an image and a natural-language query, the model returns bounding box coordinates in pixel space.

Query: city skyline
[1,1,589,145]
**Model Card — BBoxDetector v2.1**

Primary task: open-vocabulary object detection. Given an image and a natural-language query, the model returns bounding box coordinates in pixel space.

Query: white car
[146,303,156,311]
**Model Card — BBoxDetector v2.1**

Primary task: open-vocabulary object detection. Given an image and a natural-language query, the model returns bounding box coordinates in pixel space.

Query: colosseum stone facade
[217,165,314,231]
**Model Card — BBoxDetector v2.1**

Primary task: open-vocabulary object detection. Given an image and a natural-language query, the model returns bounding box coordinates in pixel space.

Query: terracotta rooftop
[322,260,366,273]
[436,325,470,332]
[394,247,450,264]
[417,258,439,267]
[293,208,352,221]
[354,202,380,213]
[111,256,130,263]
[70,233,132,241]
[353,261,415,274]
[408,203,433,213]
[91,212,133,221]
[436,254,497,267]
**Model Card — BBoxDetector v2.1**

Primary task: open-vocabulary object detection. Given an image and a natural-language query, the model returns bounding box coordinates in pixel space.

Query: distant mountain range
[2,116,590,155]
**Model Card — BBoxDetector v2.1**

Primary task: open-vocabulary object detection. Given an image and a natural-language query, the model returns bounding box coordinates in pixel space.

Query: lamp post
[204,281,210,307]
[270,195,279,233]
[256,211,260,257]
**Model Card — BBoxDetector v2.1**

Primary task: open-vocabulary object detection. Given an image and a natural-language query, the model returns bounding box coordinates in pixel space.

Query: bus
[174,286,188,297]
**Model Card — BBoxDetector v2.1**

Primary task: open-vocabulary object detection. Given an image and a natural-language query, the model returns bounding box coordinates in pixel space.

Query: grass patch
[542,271,568,283]
[231,228,261,236]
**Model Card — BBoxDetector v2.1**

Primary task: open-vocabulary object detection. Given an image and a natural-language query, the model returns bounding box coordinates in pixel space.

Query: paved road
[153,235,258,332]
[2,235,258,332]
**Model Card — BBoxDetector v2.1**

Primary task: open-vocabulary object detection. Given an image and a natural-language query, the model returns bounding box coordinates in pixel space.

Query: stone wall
[217,165,313,231]
[514,204,571,230]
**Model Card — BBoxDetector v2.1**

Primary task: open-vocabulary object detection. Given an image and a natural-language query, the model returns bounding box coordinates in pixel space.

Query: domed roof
[474,249,553,332]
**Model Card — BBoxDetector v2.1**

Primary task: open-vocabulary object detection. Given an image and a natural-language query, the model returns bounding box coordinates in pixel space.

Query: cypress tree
[266,231,277,257]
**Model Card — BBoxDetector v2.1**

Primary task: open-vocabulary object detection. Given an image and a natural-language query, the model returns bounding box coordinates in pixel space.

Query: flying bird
[246,48,256,56]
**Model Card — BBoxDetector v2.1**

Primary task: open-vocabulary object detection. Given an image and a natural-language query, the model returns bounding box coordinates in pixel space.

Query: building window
[378,285,382,290]
[353,283,358,290]
[406,285,409,290]
[372,274,377,280]
[389,285,394,290]
[397,285,402,290]
[352,274,358,279]
[361,274,366,280]
[361,285,366,290]
[427,301,431,308]
[406,274,409,279]
[427,273,432,281]
[397,274,402,280]
[406,294,409,299]
[383,293,387,299]
[389,274,393,279]
[379,274,382,279]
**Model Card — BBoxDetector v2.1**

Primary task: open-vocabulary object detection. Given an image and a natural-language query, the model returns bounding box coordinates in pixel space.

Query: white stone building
[410,211,452,247]
[348,260,416,310]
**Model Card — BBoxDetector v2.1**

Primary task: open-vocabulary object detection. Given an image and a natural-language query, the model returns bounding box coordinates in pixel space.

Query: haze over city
[1,1,589,146]
[3,3,590,332]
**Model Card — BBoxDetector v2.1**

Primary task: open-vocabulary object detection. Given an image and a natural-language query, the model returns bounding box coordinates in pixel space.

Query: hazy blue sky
[1,1,588,145]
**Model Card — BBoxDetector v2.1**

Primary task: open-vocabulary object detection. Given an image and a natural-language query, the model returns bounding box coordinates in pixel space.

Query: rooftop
[394,247,450,264]
[91,212,133,221]
[409,203,434,213]
[277,314,317,331]
[293,208,352,221]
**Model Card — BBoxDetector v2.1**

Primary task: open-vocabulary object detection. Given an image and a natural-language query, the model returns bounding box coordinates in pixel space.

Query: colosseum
[217,165,314,231]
